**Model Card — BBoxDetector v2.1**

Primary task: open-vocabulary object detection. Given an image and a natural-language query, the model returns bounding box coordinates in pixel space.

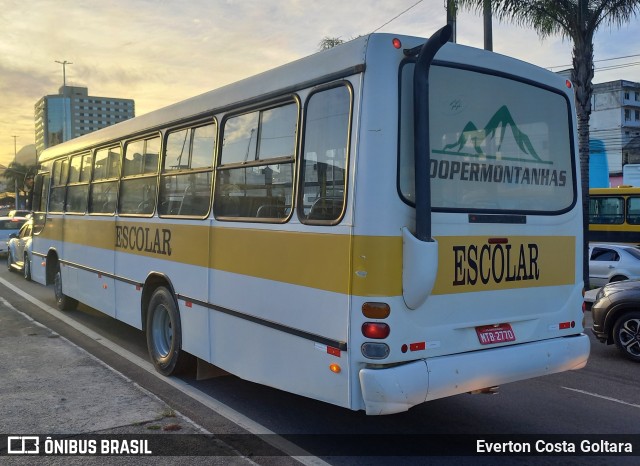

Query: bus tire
[146,287,192,376]
[54,266,78,311]
[612,311,640,363]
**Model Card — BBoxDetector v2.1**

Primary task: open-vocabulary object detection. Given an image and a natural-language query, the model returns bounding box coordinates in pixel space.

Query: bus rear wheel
[54,266,78,311]
[146,287,193,376]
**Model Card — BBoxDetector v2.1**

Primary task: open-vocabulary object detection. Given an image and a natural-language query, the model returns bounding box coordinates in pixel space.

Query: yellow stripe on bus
[432,235,576,295]
[38,218,575,297]
[40,217,387,295]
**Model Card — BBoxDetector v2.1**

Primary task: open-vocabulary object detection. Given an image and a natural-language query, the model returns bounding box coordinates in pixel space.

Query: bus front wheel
[146,287,192,376]
[54,266,78,311]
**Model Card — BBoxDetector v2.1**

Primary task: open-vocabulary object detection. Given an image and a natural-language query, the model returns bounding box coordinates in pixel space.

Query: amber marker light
[362,302,390,319]
[330,363,341,373]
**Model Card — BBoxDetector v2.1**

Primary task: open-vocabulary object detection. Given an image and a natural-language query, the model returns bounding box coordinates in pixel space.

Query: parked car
[7,209,31,218]
[6,218,33,280]
[589,243,640,287]
[591,280,640,362]
[0,216,27,257]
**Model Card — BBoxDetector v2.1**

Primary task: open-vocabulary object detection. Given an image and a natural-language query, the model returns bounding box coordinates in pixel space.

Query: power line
[596,61,640,72]
[548,53,640,70]
[371,0,424,34]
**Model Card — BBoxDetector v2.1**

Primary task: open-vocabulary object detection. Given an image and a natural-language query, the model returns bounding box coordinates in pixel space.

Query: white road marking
[0,276,330,466]
[562,386,640,409]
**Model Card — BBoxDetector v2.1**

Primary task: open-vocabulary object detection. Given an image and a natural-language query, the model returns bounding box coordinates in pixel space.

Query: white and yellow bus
[589,186,640,245]
[29,26,589,415]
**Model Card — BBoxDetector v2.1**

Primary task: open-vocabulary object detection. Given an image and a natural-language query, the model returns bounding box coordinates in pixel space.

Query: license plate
[476,323,516,345]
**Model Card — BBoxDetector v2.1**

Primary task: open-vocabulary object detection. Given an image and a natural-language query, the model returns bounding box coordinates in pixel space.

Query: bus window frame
[214,96,300,224]
[89,144,122,216]
[626,196,640,225]
[118,133,161,217]
[48,157,69,214]
[64,151,92,215]
[589,195,625,225]
[158,116,217,219]
[296,81,353,226]
[31,172,50,235]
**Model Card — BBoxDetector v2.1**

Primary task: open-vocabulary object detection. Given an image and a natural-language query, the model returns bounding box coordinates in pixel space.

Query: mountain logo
[432,105,552,165]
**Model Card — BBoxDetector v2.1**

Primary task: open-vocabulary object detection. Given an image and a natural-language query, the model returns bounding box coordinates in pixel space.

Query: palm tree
[1,161,35,191]
[318,37,344,51]
[457,0,640,288]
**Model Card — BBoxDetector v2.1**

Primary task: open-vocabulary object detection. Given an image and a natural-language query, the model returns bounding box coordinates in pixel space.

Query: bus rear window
[399,64,575,214]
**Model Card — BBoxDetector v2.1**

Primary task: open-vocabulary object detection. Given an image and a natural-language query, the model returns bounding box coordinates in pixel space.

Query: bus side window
[298,85,351,224]
[215,102,297,221]
[90,146,120,215]
[48,158,68,213]
[159,122,216,218]
[589,196,624,224]
[65,153,91,214]
[119,136,160,216]
[627,196,640,225]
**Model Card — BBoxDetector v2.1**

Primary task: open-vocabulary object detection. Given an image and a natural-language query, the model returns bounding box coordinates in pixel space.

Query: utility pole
[12,135,18,209]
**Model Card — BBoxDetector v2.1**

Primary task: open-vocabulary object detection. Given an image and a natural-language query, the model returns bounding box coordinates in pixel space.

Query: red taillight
[362,322,390,339]
[392,38,402,49]
[566,80,572,89]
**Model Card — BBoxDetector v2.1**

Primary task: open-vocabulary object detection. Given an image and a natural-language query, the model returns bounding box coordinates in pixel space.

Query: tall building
[589,80,640,178]
[35,85,135,155]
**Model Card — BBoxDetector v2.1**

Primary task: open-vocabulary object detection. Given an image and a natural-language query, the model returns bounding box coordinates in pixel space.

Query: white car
[6,218,33,280]
[0,216,27,256]
[589,243,640,288]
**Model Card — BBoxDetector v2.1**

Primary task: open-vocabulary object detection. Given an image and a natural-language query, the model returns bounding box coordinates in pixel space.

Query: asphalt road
[1,265,638,465]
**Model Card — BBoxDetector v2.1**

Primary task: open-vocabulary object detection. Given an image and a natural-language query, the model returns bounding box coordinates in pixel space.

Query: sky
[1,0,640,168]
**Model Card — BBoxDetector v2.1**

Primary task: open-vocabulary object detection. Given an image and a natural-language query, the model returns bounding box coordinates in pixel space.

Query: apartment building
[35,86,135,155]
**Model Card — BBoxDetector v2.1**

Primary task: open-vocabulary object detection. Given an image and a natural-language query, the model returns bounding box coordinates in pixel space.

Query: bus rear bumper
[358,334,590,415]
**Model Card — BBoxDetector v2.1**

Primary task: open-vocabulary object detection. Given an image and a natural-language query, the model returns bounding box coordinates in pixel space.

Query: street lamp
[55,60,73,89]
[55,60,73,143]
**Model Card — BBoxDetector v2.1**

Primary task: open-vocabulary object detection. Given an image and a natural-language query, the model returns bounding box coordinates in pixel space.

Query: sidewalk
[0,297,249,463]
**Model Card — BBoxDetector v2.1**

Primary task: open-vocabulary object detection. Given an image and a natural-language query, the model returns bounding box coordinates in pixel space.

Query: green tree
[1,161,35,191]
[457,0,640,288]
[318,37,345,51]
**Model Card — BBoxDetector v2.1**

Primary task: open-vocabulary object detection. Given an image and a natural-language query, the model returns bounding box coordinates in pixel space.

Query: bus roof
[590,186,640,195]
[38,31,570,164]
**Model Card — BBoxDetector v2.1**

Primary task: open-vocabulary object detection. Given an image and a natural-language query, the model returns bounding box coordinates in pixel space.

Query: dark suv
[591,280,640,362]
